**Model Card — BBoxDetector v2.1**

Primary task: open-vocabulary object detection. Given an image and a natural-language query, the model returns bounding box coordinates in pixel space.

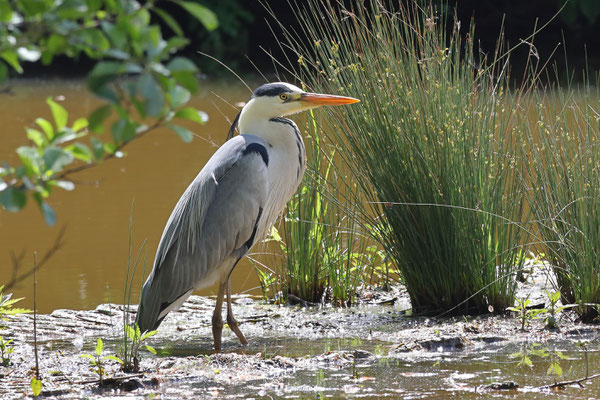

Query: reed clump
[279,0,528,314]
[521,80,600,321]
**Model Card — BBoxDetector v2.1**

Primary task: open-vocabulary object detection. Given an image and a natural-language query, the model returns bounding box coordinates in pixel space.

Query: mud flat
[1,264,600,399]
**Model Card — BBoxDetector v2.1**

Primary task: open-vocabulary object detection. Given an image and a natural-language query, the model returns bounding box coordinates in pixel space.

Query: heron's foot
[227,313,248,346]
[212,310,224,353]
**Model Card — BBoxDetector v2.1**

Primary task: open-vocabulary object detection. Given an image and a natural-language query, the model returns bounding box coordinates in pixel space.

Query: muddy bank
[1,264,600,399]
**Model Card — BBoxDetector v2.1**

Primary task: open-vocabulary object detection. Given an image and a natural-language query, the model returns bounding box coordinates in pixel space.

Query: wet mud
[1,263,600,399]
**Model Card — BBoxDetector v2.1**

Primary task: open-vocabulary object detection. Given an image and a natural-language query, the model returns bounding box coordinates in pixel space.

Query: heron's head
[230,82,359,140]
[246,82,359,119]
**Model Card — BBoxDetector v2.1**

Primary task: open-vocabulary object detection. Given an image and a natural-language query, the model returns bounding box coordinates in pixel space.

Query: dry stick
[33,251,40,380]
[538,373,600,390]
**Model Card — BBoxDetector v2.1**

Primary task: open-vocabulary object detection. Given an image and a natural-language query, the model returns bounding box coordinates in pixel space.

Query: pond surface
[0,79,264,313]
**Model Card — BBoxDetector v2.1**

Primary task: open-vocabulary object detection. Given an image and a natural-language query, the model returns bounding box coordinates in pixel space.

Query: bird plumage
[136,82,359,350]
[137,134,271,332]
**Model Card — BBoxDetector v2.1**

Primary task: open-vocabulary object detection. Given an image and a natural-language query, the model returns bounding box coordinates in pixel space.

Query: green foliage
[0,336,14,366]
[284,0,527,314]
[0,0,214,225]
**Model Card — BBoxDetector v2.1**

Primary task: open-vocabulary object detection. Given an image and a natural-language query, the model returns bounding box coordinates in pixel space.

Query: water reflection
[0,79,261,312]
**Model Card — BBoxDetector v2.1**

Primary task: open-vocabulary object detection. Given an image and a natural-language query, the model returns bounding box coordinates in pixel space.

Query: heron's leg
[226,279,248,346]
[212,281,226,352]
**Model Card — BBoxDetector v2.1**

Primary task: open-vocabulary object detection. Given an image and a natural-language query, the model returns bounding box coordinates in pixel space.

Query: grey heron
[136,82,359,351]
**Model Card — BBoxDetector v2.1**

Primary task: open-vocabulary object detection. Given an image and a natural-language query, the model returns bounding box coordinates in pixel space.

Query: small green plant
[510,343,569,377]
[254,261,279,302]
[120,324,157,372]
[80,338,122,385]
[0,285,30,322]
[119,204,156,372]
[0,336,14,366]
[544,290,575,329]
[507,297,547,331]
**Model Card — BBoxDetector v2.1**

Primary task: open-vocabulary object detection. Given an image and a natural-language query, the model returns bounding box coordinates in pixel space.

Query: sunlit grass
[521,79,600,321]
[255,114,371,306]
[275,0,529,314]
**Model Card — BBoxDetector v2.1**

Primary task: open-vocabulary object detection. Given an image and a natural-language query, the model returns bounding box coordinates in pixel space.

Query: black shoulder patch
[252,83,291,98]
[243,142,269,166]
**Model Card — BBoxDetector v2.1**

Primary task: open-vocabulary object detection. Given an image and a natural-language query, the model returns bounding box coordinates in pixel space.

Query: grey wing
[136,136,269,331]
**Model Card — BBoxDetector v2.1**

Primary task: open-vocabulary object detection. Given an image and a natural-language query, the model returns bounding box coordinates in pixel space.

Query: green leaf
[89,105,112,133]
[138,73,165,117]
[145,345,157,355]
[95,338,103,356]
[88,62,142,101]
[140,330,158,340]
[90,137,105,159]
[174,107,208,124]
[167,57,198,73]
[72,118,88,132]
[1,50,22,73]
[169,124,194,142]
[0,187,27,212]
[46,98,68,131]
[79,354,96,361]
[43,146,74,172]
[104,355,124,364]
[111,118,136,143]
[30,377,42,397]
[152,8,183,36]
[65,143,93,163]
[101,21,127,49]
[125,324,136,340]
[26,129,47,148]
[36,118,55,140]
[172,71,198,94]
[16,146,42,175]
[169,85,191,108]
[179,1,219,31]
[40,201,56,226]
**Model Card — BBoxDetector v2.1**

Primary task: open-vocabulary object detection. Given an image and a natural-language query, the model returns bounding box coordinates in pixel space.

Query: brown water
[0,79,264,313]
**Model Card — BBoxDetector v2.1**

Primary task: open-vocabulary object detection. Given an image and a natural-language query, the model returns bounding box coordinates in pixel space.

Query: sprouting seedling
[544,290,576,329]
[120,324,157,372]
[0,336,14,366]
[507,297,547,331]
[79,338,122,385]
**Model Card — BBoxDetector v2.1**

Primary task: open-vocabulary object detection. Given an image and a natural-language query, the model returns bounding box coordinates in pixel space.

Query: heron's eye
[279,93,288,101]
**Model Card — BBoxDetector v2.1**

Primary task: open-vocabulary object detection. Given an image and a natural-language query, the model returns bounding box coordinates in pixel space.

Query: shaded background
[10,0,600,82]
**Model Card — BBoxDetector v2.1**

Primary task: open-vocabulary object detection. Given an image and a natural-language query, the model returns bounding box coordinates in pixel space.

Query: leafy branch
[0,0,217,225]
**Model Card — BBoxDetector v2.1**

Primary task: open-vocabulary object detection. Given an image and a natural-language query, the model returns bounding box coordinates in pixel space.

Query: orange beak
[300,92,360,106]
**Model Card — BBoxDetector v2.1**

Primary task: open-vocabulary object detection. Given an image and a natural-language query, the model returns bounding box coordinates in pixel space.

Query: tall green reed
[276,0,528,314]
[521,76,600,321]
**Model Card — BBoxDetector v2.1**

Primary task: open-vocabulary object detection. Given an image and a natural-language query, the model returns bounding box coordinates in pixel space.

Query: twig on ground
[539,373,600,390]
